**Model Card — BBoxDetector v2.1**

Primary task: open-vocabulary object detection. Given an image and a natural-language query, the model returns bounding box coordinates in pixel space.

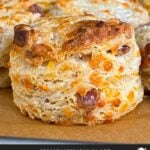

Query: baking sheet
[0,137,89,144]
[0,89,150,144]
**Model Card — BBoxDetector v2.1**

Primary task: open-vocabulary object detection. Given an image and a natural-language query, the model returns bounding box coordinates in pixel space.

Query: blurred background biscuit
[49,0,149,27]
[0,0,54,88]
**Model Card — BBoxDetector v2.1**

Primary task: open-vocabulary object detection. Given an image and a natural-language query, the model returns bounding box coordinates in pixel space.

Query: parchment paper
[0,89,150,144]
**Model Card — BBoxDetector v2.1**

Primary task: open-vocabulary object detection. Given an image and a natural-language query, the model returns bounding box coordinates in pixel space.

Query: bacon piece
[76,88,98,110]
[28,4,44,16]
[117,45,130,56]
[14,24,33,47]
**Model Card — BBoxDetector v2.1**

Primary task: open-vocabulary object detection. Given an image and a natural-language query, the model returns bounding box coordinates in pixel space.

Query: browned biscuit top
[13,16,133,65]
[62,20,132,54]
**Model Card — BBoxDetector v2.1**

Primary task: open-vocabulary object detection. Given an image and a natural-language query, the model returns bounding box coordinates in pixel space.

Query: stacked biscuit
[0,0,149,125]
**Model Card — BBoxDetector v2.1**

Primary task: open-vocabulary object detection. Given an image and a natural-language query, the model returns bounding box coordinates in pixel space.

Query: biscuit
[0,0,53,87]
[49,0,149,27]
[136,23,150,91]
[0,0,55,67]
[10,15,143,125]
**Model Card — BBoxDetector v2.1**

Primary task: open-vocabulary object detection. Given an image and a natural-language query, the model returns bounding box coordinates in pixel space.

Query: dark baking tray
[0,136,99,144]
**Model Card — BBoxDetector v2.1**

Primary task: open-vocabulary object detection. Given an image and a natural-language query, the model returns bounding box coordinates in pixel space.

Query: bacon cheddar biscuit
[10,15,143,125]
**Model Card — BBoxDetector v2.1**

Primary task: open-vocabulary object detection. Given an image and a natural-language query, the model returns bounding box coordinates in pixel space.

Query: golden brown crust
[13,18,133,65]
[62,20,132,55]
[31,44,53,58]
[25,44,54,66]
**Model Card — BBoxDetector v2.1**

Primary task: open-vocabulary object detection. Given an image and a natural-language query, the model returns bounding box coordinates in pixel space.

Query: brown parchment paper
[0,89,150,144]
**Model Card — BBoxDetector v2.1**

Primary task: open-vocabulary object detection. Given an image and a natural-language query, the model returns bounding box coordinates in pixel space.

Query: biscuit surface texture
[49,0,149,27]
[10,15,143,125]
